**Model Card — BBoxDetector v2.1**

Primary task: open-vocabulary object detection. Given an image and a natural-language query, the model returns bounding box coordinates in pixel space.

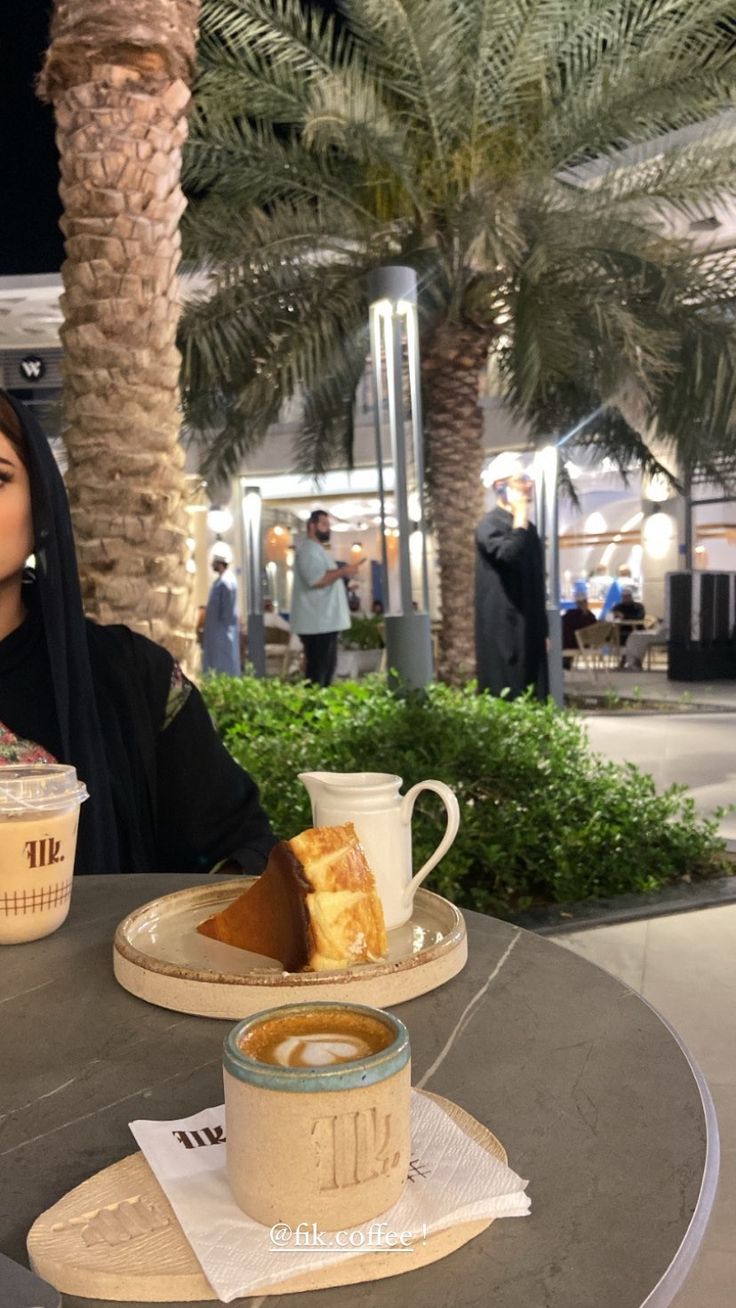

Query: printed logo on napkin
[130,1091,530,1304]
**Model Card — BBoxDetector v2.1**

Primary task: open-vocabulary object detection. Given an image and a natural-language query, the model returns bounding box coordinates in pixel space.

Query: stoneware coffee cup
[223,1000,411,1229]
[0,764,88,945]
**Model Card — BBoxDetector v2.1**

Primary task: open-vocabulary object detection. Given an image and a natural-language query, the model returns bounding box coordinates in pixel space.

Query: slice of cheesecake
[196,822,388,972]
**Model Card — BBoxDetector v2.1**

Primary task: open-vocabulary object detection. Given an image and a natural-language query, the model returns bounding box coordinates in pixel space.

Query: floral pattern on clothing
[162,662,193,731]
[0,720,57,765]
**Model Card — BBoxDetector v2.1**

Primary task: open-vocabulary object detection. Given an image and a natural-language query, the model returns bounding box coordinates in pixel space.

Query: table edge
[638,994,720,1308]
[25,881,719,1306]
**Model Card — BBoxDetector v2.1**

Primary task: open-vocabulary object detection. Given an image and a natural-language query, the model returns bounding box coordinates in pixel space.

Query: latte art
[272,1033,374,1067]
[239,1006,393,1068]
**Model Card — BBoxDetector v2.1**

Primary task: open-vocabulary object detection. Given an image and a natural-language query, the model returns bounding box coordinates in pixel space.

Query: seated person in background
[600,567,639,618]
[561,595,597,669]
[0,391,276,877]
[612,589,645,665]
[612,588,645,624]
[263,598,290,632]
[622,621,669,671]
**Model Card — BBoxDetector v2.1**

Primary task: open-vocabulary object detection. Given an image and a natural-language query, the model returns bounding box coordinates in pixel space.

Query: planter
[507,868,736,936]
[336,649,383,678]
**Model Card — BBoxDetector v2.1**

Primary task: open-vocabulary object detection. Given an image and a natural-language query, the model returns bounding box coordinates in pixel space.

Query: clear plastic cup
[0,765,88,944]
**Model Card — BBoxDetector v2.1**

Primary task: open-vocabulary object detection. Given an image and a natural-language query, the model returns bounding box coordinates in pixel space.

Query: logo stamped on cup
[311,1108,401,1191]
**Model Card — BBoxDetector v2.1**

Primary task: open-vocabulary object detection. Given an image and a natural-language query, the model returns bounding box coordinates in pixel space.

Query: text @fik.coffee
[268,1221,428,1251]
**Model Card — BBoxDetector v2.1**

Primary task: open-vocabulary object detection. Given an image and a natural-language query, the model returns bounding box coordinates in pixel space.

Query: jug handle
[400,780,460,905]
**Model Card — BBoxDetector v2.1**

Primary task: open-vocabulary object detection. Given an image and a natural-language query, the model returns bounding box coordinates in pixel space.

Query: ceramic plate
[28,1092,502,1302]
[113,881,467,1018]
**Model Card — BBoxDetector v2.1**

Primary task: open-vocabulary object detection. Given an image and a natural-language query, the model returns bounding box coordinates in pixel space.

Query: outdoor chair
[642,620,669,670]
[620,615,668,671]
[574,621,620,678]
[644,639,669,671]
[263,625,292,678]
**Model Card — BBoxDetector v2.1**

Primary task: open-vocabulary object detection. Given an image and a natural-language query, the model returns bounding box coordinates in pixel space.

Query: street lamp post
[534,445,564,707]
[368,266,433,688]
[240,481,265,677]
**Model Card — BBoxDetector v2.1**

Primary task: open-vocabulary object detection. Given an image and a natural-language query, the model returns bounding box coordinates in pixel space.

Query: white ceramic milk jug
[298,772,460,931]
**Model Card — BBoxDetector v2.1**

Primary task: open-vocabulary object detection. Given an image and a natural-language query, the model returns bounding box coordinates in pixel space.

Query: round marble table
[0,875,718,1308]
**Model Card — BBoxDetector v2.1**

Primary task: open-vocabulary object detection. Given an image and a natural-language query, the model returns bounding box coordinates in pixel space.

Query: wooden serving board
[113,882,468,1019]
[28,1092,505,1303]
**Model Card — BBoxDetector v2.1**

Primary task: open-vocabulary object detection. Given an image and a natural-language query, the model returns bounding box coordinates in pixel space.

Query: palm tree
[38,1,201,664]
[181,0,736,681]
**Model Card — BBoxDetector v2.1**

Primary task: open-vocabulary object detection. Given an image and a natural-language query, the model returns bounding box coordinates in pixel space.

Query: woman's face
[0,429,33,585]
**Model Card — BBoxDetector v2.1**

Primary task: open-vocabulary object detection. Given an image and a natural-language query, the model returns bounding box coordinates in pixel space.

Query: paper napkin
[130,1091,530,1303]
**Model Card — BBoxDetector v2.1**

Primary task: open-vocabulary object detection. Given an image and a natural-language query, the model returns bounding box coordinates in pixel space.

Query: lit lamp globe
[643,510,674,560]
[207,507,234,536]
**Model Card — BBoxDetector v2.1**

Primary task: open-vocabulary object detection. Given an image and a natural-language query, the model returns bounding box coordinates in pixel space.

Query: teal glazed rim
[223,1001,410,1093]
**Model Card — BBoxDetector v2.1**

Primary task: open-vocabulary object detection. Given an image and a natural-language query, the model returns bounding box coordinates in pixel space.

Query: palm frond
[183,0,736,482]
[529,1,736,172]
[341,0,465,165]
[200,0,351,82]
[653,317,736,476]
[521,375,678,488]
[185,112,385,225]
[195,32,308,123]
[180,259,372,477]
[572,124,736,230]
[458,0,503,160]
[301,72,416,209]
[181,195,376,273]
[297,329,370,476]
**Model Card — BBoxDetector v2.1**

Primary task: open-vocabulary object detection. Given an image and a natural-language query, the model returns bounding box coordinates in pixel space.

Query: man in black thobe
[475,453,549,699]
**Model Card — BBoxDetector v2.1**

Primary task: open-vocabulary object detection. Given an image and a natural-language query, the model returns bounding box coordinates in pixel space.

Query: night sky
[1,1,63,275]
[0,1,340,279]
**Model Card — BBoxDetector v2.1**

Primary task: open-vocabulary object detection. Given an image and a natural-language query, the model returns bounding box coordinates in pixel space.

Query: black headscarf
[3,392,277,878]
[5,392,121,873]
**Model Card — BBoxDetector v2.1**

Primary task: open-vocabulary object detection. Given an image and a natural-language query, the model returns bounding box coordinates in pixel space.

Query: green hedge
[340,616,384,649]
[202,675,728,917]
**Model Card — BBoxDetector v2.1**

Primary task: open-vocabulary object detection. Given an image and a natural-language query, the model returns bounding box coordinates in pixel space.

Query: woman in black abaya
[0,391,276,876]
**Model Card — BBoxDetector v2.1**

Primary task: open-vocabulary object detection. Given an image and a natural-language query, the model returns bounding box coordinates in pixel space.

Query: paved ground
[564,665,736,849]
[559,670,736,1304]
[566,664,736,709]
[557,908,736,1307]
[583,711,736,850]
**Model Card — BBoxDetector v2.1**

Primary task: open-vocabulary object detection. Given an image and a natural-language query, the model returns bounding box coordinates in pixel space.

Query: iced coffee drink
[0,765,88,944]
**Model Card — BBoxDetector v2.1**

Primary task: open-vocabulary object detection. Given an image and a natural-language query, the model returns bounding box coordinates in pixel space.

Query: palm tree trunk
[38,1,200,665]
[423,324,490,684]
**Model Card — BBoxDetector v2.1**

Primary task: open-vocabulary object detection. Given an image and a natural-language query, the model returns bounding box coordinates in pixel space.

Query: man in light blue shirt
[290,509,363,686]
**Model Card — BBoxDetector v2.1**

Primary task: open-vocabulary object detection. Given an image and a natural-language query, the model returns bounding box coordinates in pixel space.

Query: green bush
[340,616,385,650]
[201,675,729,917]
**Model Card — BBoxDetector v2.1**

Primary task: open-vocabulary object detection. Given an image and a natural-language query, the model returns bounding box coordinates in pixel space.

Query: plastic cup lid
[0,764,89,816]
